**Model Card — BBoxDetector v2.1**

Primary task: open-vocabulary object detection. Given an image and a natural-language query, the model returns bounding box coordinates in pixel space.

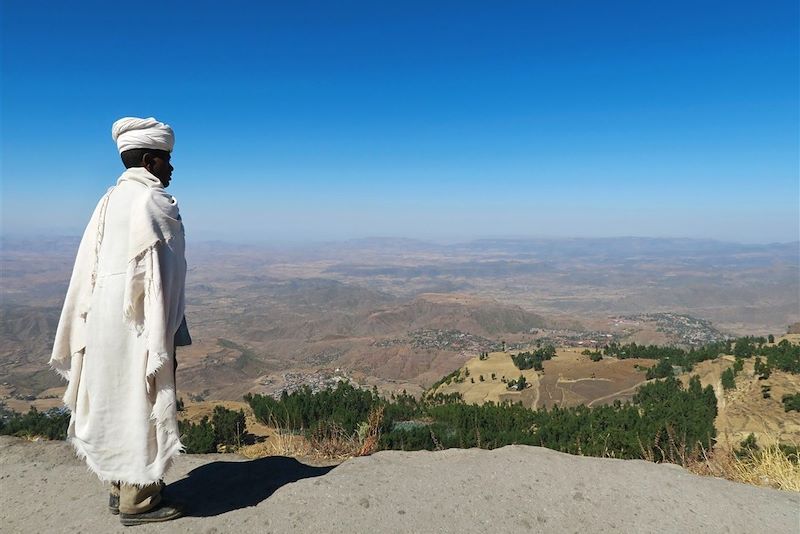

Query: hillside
[682,344,800,449]
[1,436,796,533]
[432,342,800,451]
[432,348,655,409]
[360,293,549,336]
[3,235,797,409]
[0,291,556,405]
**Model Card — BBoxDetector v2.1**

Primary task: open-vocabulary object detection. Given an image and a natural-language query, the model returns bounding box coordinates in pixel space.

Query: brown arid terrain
[432,348,655,409]
[681,334,800,451]
[4,236,795,406]
[2,236,798,466]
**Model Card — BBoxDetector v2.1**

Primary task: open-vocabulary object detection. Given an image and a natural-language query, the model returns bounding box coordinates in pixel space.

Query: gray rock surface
[1,436,797,533]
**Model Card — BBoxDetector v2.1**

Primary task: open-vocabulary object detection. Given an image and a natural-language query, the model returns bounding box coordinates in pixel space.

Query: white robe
[50,167,186,485]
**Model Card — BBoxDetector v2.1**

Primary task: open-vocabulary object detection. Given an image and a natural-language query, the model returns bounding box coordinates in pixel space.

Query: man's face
[146,151,174,187]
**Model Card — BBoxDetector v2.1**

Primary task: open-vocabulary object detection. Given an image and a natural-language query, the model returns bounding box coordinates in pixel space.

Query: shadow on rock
[165,456,336,517]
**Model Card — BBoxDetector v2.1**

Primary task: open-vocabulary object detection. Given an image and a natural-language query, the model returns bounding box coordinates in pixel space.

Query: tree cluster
[753,357,771,380]
[761,339,800,374]
[645,359,674,380]
[782,393,800,412]
[245,375,716,466]
[720,368,736,390]
[581,349,603,361]
[245,381,378,435]
[604,337,799,381]
[178,406,247,453]
[0,406,70,440]
[506,375,527,391]
[605,340,729,372]
[428,368,463,389]
[511,345,556,371]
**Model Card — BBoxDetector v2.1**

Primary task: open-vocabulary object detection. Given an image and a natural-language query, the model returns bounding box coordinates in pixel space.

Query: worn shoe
[109,493,120,515]
[119,502,184,526]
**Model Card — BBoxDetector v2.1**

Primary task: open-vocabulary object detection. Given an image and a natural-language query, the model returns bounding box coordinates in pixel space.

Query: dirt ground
[435,349,655,409]
[0,384,64,413]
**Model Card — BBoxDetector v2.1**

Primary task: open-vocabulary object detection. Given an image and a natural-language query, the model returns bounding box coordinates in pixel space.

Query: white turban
[112,117,174,154]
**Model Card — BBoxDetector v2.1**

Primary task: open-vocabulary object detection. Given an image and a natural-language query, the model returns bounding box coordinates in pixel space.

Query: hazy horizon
[2,232,799,249]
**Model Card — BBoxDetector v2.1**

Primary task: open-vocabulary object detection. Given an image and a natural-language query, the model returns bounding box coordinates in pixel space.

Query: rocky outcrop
[1,436,797,533]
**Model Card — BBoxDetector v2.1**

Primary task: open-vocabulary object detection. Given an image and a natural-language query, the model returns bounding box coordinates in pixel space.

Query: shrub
[0,407,69,440]
[739,433,759,453]
[721,368,736,390]
[512,346,555,371]
[212,406,246,448]
[646,359,673,380]
[754,357,772,380]
[179,417,216,453]
[515,375,526,391]
[782,393,800,412]
[246,381,378,434]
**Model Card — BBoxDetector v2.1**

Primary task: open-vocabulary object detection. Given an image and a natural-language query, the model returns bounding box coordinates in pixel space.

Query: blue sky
[2,1,798,243]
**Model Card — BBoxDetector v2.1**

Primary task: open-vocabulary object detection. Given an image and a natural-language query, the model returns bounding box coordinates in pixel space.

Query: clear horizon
[2,1,798,243]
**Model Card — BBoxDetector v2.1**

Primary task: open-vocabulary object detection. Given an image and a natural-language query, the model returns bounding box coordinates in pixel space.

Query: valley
[1,236,797,449]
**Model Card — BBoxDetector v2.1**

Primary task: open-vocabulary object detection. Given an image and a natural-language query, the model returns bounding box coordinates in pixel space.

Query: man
[50,117,188,526]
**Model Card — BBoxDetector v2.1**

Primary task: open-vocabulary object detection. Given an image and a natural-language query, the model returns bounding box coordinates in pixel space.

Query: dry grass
[626,426,799,492]
[688,438,800,492]
[238,407,385,461]
[435,349,655,410]
[308,422,360,459]
[357,405,385,457]
[237,414,312,459]
[635,425,703,467]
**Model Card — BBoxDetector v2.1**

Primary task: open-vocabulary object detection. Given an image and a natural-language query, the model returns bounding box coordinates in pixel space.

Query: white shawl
[50,167,186,485]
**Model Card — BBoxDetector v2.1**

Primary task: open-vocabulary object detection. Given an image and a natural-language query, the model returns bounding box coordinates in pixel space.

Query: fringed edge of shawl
[48,357,71,383]
[146,349,183,440]
[62,351,185,486]
[122,241,160,335]
[67,433,184,487]
[50,350,83,413]
[65,348,185,487]
[146,348,186,455]
[121,235,180,334]
[122,237,186,477]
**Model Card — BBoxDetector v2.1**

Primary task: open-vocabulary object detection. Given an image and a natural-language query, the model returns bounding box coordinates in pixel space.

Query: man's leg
[109,482,121,514]
[119,482,162,515]
[118,482,183,526]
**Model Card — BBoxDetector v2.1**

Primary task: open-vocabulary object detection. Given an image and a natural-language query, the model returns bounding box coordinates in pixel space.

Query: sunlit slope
[680,335,800,449]
[432,348,655,409]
